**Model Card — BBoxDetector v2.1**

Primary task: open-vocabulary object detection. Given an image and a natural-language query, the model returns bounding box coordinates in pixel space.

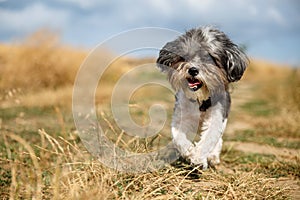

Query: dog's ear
[222,45,249,82]
[203,28,249,82]
[156,42,185,72]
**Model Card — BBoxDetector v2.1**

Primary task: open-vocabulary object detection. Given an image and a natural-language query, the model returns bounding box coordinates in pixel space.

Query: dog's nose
[188,67,199,76]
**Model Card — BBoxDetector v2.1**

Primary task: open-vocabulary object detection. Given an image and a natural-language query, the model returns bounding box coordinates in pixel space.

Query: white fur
[171,90,228,169]
[171,90,200,156]
[201,26,215,44]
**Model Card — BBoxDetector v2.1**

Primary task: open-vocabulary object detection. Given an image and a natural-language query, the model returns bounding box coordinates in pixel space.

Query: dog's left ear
[205,28,249,82]
[222,45,249,82]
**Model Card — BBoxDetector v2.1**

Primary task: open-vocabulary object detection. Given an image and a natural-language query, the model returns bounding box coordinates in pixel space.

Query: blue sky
[0,0,299,65]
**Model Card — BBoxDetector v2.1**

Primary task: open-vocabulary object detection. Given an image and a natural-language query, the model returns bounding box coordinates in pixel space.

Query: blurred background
[0,0,300,65]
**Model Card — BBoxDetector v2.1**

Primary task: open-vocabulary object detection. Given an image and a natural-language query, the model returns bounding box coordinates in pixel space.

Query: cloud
[0,2,70,34]
[267,7,286,26]
[0,0,299,64]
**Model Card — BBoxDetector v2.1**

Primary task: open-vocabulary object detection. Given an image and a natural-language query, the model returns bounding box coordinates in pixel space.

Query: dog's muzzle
[187,67,202,91]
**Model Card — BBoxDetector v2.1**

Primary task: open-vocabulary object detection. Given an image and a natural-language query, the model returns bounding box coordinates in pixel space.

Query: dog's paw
[189,156,209,170]
[208,154,220,166]
[187,153,221,170]
[184,147,209,169]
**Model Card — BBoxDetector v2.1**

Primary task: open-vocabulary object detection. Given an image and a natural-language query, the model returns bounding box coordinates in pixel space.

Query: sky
[0,0,299,66]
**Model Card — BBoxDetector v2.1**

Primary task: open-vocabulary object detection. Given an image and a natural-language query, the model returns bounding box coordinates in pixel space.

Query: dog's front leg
[171,91,200,158]
[171,126,193,157]
[189,101,227,169]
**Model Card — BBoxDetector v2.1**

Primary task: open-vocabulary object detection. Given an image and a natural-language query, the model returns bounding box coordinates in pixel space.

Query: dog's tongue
[187,78,201,87]
[188,82,199,87]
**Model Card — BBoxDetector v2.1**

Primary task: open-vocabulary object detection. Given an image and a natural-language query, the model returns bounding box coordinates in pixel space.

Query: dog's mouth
[187,78,203,91]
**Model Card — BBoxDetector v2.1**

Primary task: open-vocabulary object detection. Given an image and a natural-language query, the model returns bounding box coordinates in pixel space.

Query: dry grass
[0,30,299,199]
[0,29,87,91]
[242,60,300,139]
[1,129,294,199]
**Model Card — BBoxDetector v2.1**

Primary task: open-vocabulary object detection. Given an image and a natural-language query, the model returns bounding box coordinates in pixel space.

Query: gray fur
[157,26,249,82]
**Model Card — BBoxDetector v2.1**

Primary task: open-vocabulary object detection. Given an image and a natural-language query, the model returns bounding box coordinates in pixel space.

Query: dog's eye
[176,56,185,63]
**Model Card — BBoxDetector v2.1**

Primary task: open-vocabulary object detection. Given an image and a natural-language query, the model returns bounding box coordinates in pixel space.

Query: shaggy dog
[156,26,249,169]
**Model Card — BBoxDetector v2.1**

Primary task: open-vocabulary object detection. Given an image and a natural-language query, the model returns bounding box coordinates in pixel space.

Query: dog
[156,26,249,169]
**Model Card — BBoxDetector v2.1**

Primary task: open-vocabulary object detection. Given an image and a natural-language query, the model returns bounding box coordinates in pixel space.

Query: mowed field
[0,31,299,199]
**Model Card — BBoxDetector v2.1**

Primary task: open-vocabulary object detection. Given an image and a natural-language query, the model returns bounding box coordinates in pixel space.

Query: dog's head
[157,26,249,100]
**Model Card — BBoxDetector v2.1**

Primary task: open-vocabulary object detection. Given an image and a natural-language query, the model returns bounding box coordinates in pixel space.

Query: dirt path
[227,81,300,158]
[225,141,300,161]
[223,81,300,198]
[226,82,255,135]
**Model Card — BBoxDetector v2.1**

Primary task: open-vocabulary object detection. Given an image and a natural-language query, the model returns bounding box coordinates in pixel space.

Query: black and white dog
[157,26,248,169]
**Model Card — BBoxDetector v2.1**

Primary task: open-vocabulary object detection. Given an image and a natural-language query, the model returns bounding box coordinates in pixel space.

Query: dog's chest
[175,90,211,142]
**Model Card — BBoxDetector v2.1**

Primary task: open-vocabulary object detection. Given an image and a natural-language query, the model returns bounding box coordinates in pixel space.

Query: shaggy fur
[157,26,249,169]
